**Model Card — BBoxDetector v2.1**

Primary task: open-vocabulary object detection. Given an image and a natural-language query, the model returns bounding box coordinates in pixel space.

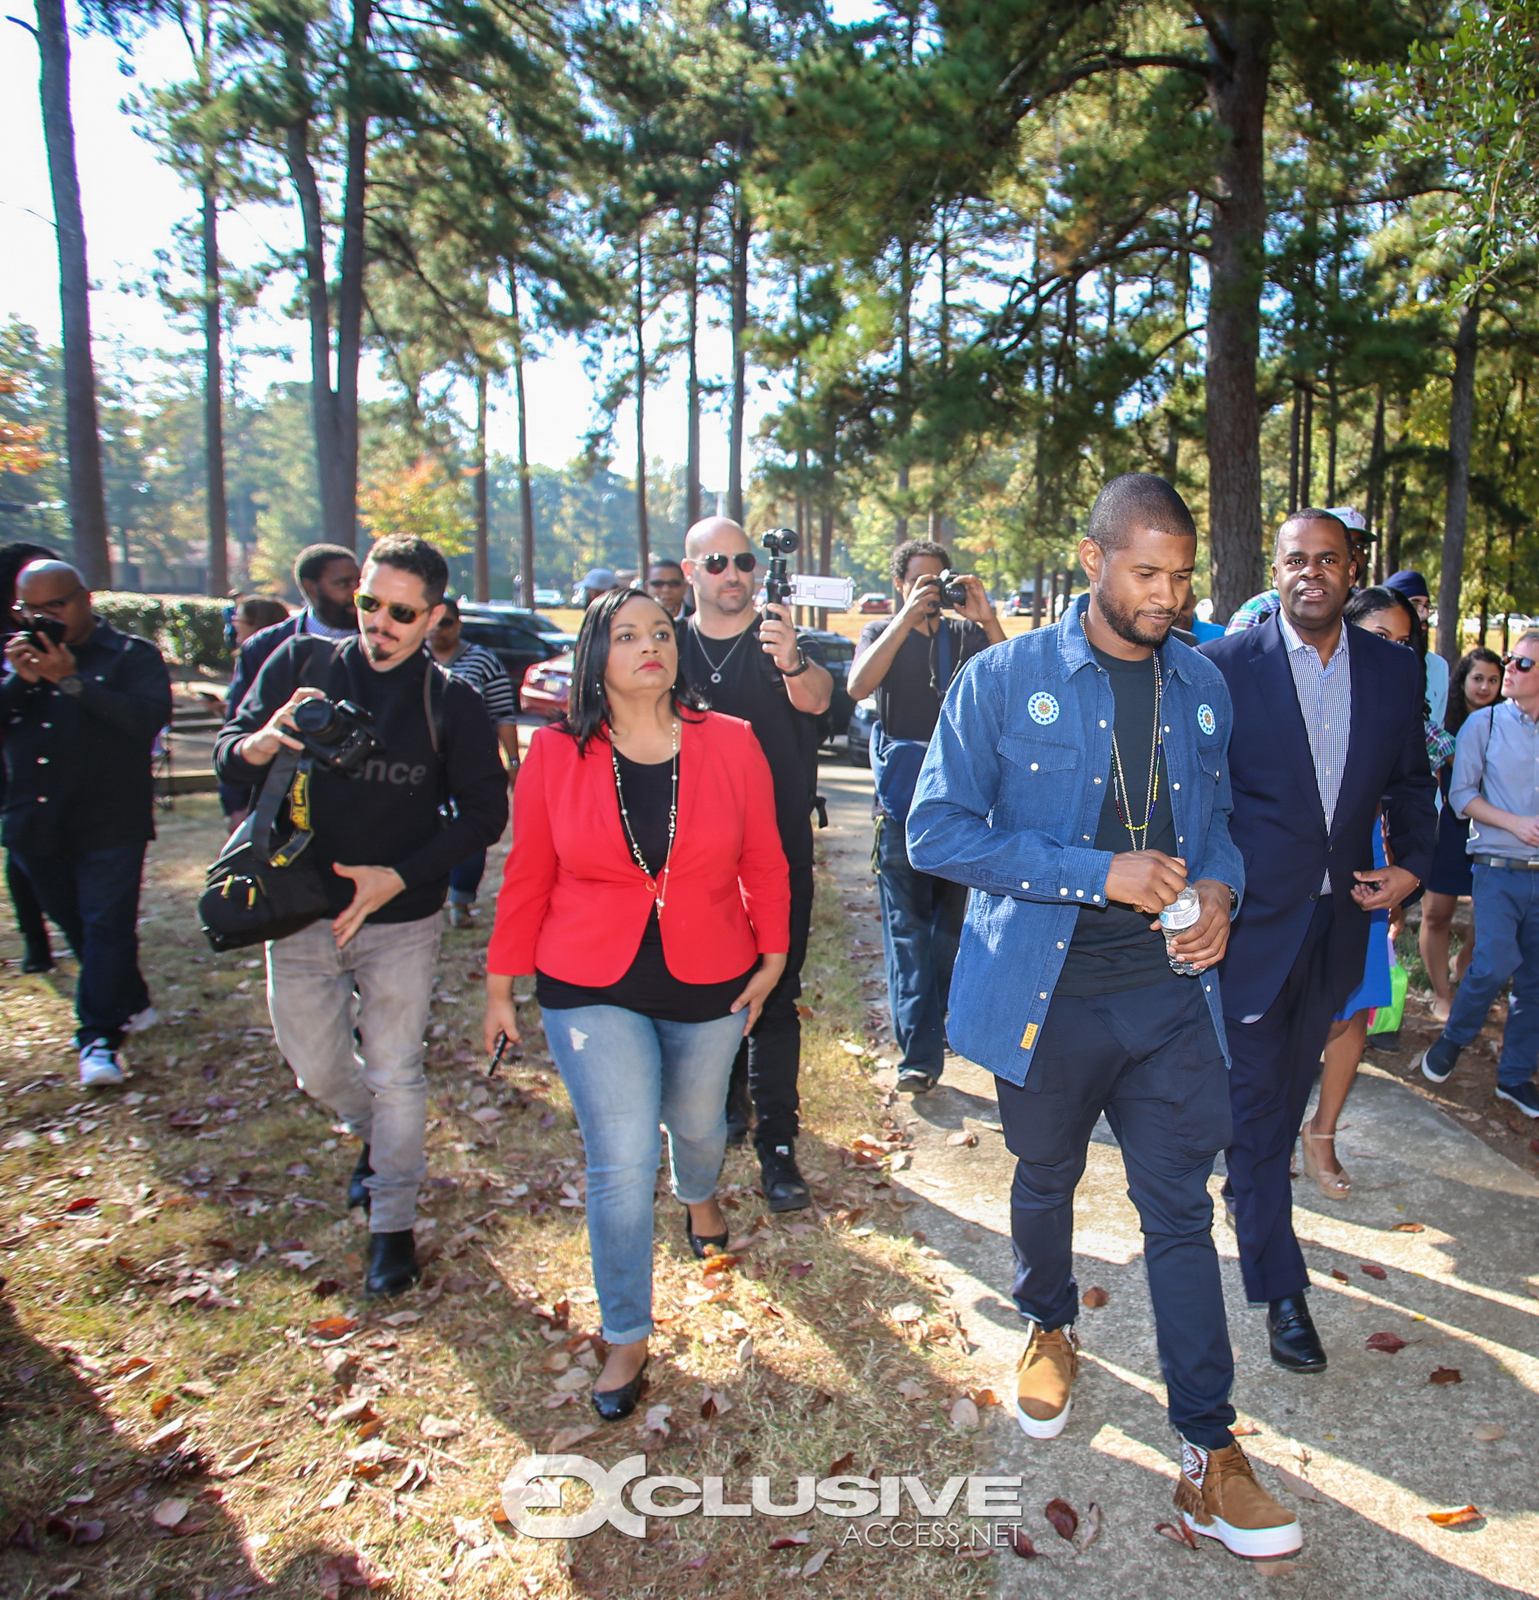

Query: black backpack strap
[423,657,447,757]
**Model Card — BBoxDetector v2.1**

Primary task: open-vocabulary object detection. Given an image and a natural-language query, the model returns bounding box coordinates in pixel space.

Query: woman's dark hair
[1344,584,1427,706]
[1446,646,1504,733]
[559,586,707,753]
[1,541,60,620]
[236,595,290,632]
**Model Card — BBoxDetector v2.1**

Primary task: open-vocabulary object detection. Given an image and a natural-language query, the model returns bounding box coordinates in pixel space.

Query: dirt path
[815,751,1539,1599]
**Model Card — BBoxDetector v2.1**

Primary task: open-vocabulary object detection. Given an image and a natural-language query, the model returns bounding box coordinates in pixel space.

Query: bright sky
[0,5,881,486]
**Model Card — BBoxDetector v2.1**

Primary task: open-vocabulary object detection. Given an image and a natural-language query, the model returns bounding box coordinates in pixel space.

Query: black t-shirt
[1055,644,1179,997]
[535,748,755,1023]
[856,617,991,741]
[678,618,824,868]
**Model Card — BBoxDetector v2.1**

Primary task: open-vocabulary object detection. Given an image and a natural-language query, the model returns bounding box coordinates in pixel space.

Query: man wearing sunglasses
[647,558,689,619]
[680,516,832,1212]
[2,560,172,1089]
[1420,631,1539,1117]
[216,535,508,1298]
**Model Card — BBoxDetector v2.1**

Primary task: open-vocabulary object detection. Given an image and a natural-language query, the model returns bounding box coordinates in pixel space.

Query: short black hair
[1275,508,1350,556]
[0,541,59,611]
[436,595,460,621]
[1085,473,1196,550]
[560,587,707,753]
[364,535,449,605]
[648,558,684,575]
[891,538,951,587]
[293,543,357,590]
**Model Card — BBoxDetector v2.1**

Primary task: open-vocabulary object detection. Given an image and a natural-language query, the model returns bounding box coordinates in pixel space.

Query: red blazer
[487,711,791,984]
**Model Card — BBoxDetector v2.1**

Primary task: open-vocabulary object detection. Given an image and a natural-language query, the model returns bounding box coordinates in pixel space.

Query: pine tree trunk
[1200,5,1273,620]
[1438,297,1479,666]
[33,0,110,586]
[893,238,913,544]
[472,369,489,603]
[1300,386,1313,508]
[727,195,750,525]
[1367,391,1386,581]
[1326,366,1339,506]
[202,176,228,597]
[332,0,371,551]
[817,501,833,630]
[509,271,535,611]
[686,211,702,529]
[635,231,649,574]
[1287,384,1301,511]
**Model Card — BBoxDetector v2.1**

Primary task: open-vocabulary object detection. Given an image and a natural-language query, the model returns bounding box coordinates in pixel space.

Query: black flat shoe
[683,1204,729,1261]
[348,1145,373,1212]
[21,944,54,974]
[591,1357,649,1423]
[759,1143,811,1214]
[364,1229,420,1298]
[1268,1293,1327,1372]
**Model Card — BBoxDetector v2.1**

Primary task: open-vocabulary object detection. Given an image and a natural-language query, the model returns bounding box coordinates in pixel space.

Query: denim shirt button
[1076,889,1084,897]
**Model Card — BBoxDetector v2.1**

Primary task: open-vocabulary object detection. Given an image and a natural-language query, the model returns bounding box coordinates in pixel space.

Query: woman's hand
[484,974,522,1053]
[730,953,787,1035]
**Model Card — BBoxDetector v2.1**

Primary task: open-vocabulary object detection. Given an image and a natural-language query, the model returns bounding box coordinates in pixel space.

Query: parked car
[481,604,577,649]
[857,592,892,615]
[846,697,876,766]
[455,604,571,702]
[532,588,563,607]
[797,628,856,738]
[1004,590,1035,617]
[520,653,574,720]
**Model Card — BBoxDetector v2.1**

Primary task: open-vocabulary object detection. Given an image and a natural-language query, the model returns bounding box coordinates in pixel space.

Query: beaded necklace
[611,719,680,910]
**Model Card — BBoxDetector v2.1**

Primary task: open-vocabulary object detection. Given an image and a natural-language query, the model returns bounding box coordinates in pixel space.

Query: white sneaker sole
[1494,1086,1539,1118]
[1183,1510,1302,1559]
[80,1066,126,1088]
[1015,1396,1070,1439]
[1419,1047,1453,1084]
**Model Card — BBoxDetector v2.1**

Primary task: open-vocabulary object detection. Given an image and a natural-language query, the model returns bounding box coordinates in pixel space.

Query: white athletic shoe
[79,1041,127,1088]
[125,1005,158,1034]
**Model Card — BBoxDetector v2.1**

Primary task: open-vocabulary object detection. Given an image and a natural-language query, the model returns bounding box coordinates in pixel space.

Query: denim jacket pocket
[995,735,1079,834]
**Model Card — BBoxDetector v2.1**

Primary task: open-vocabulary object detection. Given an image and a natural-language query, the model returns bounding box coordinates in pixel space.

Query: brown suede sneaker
[1176,1440,1303,1558]
[1014,1323,1078,1439]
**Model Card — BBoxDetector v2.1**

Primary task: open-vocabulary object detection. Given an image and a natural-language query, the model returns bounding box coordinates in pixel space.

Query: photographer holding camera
[215,535,507,1298]
[679,516,831,1212]
[848,538,1006,1093]
[3,560,172,1088]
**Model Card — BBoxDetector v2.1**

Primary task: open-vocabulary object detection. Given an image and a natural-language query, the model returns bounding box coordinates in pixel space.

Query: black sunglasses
[356,591,431,625]
[699,552,757,575]
[1505,653,1537,673]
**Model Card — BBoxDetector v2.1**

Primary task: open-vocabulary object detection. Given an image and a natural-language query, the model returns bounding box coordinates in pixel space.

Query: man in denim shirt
[910,475,1298,1560]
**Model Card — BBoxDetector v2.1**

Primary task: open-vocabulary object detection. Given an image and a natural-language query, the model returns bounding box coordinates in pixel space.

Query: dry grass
[0,801,992,1599]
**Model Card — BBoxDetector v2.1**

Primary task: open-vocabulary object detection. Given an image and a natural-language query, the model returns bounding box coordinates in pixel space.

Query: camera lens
[292,699,341,741]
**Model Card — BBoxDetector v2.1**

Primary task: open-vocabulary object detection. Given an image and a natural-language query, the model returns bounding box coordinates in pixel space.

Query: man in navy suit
[1201,511,1435,1372]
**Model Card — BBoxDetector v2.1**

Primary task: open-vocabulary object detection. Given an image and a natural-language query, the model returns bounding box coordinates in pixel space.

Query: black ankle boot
[758,1143,811,1213]
[364,1230,419,1298]
[1268,1292,1327,1372]
[21,940,54,975]
[347,1146,373,1212]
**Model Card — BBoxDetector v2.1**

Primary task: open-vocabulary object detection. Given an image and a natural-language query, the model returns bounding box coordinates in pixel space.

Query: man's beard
[710,583,751,616]
[316,594,356,630]
[1096,585,1175,649]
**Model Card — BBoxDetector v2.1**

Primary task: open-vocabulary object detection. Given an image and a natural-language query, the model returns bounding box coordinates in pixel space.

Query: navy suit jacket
[1199,614,1436,1022]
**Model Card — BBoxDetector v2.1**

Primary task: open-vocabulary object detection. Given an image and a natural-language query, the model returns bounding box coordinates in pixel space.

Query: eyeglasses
[355,591,431,625]
[1505,653,1537,673]
[20,587,85,618]
[648,575,685,588]
[699,552,757,576]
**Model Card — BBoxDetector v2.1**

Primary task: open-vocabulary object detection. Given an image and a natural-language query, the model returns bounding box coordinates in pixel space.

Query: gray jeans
[266,913,440,1233]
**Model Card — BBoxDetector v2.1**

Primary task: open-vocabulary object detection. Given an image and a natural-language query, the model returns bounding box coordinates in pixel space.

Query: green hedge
[92,593,237,675]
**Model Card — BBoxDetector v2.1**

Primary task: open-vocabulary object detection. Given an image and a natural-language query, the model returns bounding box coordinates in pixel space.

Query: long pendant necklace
[1108,653,1164,848]
[612,720,680,910]
[695,627,748,685]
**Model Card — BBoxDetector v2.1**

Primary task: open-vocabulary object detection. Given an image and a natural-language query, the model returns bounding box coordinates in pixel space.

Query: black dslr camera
[24,614,68,651]
[761,527,799,608]
[937,569,969,609]
[290,696,382,775]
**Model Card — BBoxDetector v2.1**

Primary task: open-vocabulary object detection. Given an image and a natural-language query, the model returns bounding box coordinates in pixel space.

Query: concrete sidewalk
[815,754,1539,1599]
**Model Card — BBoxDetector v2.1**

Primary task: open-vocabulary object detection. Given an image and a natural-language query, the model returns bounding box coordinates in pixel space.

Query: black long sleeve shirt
[1,620,173,856]
[214,635,508,925]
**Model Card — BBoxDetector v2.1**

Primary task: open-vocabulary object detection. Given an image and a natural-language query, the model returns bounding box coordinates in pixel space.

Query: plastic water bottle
[1159,887,1203,976]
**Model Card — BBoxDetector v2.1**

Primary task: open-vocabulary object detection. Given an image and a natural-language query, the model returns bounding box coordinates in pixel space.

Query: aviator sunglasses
[1504,652,1537,673]
[355,591,432,625]
[698,552,757,575]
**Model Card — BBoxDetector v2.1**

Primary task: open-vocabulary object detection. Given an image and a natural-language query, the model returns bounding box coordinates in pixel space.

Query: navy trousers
[1223,897,1340,1304]
[994,976,1236,1450]
[12,843,151,1048]
[875,812,966,1080]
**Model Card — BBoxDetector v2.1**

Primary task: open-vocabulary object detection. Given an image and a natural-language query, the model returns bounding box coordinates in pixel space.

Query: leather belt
[1473,854,1539,871]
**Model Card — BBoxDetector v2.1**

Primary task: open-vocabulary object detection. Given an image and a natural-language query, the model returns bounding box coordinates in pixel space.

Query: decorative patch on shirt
[1027,692,1060,727]
[1020,1022,1039,1050]
[1197,703,1217,738]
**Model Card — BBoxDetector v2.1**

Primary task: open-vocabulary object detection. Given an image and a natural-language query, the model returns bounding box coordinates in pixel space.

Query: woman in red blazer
[484,587,789,1421]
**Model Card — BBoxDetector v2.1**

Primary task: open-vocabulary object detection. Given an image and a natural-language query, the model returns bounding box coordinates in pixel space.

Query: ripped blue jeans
[540,1005,746,1344]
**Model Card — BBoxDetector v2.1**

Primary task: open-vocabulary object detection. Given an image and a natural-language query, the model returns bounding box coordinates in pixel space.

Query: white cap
[1323,505,1367,533]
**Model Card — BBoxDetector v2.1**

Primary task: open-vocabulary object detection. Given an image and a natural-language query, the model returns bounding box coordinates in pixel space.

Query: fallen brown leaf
[944,1129,978,1147]
[769,1532,810,1549]
[1044,1497,1078,1541]
[317,1479,353,1510]
[1082,1286,1109,1309]
[1366,1332,1407,1354]
[1360,1262,1388,1280]
[63,1196,100,1213]
[419,1415,463,1439]
[550,1425,597,1452]
[827,1451,855,1476]
[1429,1367,1463,1385]
[308,1317,358,1339]
[802,1547,831,1577]
[1427,1505,1483,1528]
[1154,1519,1198,1549]
[1472,1424,1506,1442]
[1330,1268,1350,1282]
[151,1498,189,1529]
[1391,1222,1425,1233]
[1072,1502,1102,1555]
[149,1394,174,1419]
[1006,1527,1039,1558]
[948,1396,979,1431]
